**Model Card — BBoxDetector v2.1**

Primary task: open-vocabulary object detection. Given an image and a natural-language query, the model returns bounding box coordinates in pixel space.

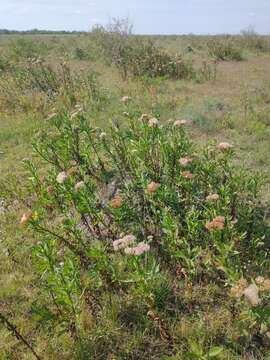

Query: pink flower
[56,171,68,184]
[46,185,55,194]
[230,278,248,298]
[121,96,131,103]
[74,181,85,191]
[20,211,32,227]
[124,242,150,255]
[181,171,194,179]
[217,142,233,150]
[109,195,123,209]
[146,181,161,194]
[148,118,159,127]
[113,235,136,251]
[173,119,191,127]
[214,216,225,223]
[179,157,193,167]
[205,216,225,231]
[206,194,219,201]
[100,132,107,139]
[255,276,265,285]
[243,284,260,307]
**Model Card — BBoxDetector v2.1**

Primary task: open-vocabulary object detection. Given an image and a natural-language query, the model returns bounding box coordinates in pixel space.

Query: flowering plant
[22,107,269,356]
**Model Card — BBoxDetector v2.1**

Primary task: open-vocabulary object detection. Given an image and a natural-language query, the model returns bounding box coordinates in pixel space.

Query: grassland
[0,32,270,359]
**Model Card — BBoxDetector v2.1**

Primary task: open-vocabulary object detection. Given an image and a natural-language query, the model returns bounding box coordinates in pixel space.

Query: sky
[0,0,269,35]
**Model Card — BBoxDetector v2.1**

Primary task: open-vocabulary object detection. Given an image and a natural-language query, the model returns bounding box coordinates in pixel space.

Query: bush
[0,59,106,110]
[91,24,196,80]
[112,39,196,80]
[21,109,270,356]
[0,53,11,73]
[207,39,244,61]
[241,27,270,52]
[11,38,51,60]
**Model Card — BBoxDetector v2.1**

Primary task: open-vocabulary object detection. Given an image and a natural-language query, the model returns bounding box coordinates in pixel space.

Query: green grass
[0,33,270,359]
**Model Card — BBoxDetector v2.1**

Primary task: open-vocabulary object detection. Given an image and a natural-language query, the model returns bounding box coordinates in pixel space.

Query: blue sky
[0,0,269,34]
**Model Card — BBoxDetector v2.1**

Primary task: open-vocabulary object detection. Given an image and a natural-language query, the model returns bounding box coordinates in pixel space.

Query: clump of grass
[176,97,232,133]
[207,39,244,61]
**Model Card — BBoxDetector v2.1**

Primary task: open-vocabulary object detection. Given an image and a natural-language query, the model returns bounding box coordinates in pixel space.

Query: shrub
[0,53,11,73]
[11,38,50,60]
[207,39,244,61]
[112,39,196,80]
[241,27,270,52]
[0,59,106,111]
[21,108,269,355]
[91,23,196,80]
[72,45,97,61]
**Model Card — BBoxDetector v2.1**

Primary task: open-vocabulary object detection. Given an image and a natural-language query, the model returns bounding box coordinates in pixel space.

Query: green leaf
[208,346,223,358]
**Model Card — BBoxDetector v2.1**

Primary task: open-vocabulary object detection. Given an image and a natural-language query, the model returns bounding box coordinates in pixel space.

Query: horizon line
[0,28,269,36]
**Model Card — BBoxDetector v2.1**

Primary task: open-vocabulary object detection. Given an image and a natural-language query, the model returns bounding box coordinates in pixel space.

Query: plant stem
[0,312,42,360]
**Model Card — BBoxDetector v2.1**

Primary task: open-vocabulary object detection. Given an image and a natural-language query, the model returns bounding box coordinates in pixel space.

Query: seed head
[109,194,123,209]
[181,171,194,179]
[261,279,270,291]
[230,278,248,298]
[75,181,85,191]
[121,96,131,103]
[217,142,233,150]
[146,181,161,194]
[20,210,32,227]
[206,193,220,201]
[46,185,55,194]
[124,242,150,256]
[56,171,68,184]
[148,118,159,127]
[113,235,136,251]
[255,276,265,285]
[100,132,107,140]
[243,284,260,307]
[179,157,193,167]
[205,216,225,231]
[173,119,190,127]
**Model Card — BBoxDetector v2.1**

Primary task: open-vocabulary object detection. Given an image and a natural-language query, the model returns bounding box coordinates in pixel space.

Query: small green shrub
[11,38,50,60]
[20,108,269,356]
[113,40,196,80]
[91,24,196,80]
[0,53,11,73]
[72,46,96,61]
[241,27,270,52]
[207,39,244,61]
[0,60,107,110]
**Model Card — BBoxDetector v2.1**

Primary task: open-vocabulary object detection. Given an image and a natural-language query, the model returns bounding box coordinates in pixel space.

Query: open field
[0,31,270,359]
